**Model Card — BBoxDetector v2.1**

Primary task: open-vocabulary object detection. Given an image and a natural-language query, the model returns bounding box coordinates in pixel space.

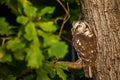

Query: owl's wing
[73,34,97,78]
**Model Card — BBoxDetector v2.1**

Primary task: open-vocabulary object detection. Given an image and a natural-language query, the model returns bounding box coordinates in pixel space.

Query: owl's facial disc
[72,24,82,34]
[72,21,81,29]
[76,23,86,34]
[72,21,88,35]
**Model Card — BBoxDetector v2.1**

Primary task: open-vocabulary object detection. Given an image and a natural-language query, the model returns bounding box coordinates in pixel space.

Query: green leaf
[24,22,37,41]
[18,0,32,5]
[0,53,12,62]
[0,47,12,62]
[14,51,25,60]
[0,17,10,35]
[36,21,57,32]
[48,42,68,58]
[23,4,37,17]
[56,64,68,71]
[37,30,61,47]
[43,63,56,78]
[39,7,55,16]
[56,68,67,80]
[0,47,5,59]
[6,38,25,52]
[26,43,44,68]
[43,35,59,47]
[16,16,29,25]
[37,69,50,80]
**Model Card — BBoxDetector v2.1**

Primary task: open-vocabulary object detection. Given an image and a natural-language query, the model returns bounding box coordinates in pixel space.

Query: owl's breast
[72,34,97,63]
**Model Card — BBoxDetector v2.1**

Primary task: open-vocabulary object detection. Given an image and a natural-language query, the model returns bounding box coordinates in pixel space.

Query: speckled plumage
[72,21,97,78]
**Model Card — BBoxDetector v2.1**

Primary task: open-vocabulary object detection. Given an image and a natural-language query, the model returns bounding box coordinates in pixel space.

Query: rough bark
[79,0,120,80]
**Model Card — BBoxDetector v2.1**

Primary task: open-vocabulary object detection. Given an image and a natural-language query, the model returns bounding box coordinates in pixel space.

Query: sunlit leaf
[23,4,37,17]
[48,42,68,58]
[39,7,55,16]
[36,21,57,32]
[26,43,44,68]
[19,0,32,5]
[56,63,68,71]
[56,68,67,80]
[6,38,25,52]
[16,16,29,25]
[37,30,61,47]
[0,17,9,35]
[24,22,37,40]
[0,0,70,79]
[43,35,59,47]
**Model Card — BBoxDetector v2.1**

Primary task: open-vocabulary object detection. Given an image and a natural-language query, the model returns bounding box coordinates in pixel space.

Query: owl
[71,20,97,78]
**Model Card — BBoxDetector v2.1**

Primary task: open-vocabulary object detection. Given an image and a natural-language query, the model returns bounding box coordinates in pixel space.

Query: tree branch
[56,61,83,69]
[0,37,11,46]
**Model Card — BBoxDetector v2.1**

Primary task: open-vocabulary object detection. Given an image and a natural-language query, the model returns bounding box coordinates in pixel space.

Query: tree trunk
[79,0,120,80]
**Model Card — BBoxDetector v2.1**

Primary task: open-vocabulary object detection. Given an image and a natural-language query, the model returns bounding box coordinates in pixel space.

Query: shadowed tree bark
[79,0,120,80]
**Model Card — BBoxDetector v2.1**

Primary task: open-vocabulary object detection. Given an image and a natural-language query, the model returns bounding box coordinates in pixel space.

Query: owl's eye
[77,24,82,28]
[75,24,82,30]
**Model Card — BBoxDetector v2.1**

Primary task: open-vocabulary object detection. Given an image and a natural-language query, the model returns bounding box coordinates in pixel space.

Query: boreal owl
[71,20,97,78]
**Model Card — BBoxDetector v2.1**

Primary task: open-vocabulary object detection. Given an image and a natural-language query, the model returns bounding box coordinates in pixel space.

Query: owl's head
[72,21,87,35]
[71,21,93,37]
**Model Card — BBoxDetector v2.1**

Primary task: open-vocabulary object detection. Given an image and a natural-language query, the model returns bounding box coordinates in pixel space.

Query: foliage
[0,0,69,80]
[0,0,83,80]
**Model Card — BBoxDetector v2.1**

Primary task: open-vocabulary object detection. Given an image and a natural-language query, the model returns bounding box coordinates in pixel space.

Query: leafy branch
[0,0,84,80]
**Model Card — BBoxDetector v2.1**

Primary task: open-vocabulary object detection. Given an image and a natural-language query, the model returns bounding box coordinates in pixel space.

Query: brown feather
[72,21,97,78]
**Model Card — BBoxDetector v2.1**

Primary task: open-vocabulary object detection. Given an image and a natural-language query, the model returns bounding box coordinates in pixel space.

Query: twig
[55,17,64,23]
[57,0,70,38]
[57,0,68,14]
[0,37,11,46]
[17,68,34,79]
